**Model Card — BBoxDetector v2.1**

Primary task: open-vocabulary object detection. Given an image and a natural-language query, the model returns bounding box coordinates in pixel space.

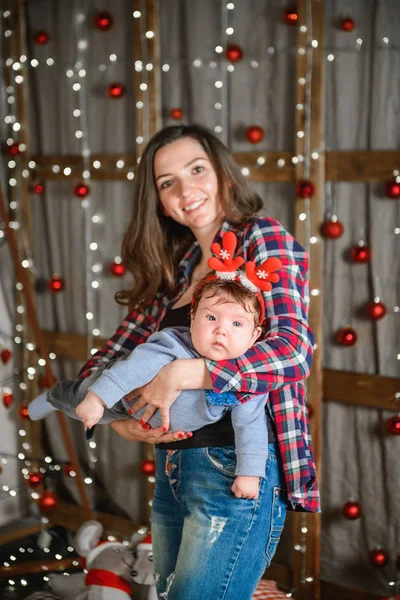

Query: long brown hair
[115,124,263,309]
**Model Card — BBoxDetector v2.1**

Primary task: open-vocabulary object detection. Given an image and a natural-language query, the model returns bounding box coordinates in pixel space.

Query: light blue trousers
[151,443,287,600]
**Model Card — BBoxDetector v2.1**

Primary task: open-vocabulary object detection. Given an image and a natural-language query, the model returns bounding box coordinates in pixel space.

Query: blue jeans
[151,443,287,600]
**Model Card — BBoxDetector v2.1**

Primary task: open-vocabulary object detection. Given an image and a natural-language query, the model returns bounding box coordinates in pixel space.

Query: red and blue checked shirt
[79,217,321,513]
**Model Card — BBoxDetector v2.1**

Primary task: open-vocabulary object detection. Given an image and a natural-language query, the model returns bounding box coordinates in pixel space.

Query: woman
[79,124,320,600]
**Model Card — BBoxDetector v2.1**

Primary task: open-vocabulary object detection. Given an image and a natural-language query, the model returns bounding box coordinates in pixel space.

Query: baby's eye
[206,315,216,321]
[232,321,242,327]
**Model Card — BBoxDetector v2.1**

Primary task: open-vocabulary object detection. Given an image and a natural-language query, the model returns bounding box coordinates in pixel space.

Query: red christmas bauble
[336,326,357,347]
[94,11,114,31]
[386,416,400,436]
[320,218,344,239]
[2,392,13,409]
[38,490,59,513]
[296,179,315,199]
[365,300,387,320]
[63,464,76,477]
[369,548,389,569]
[140,460,156,476]
[5,143,20,157]
[340,16,355,32]
[1,349,12,365]
[384,180,400,199]
[48,275,65,293]
[245,125,265,144]
[350,243,371,263]
[73,182,90,198]
[27,471,44,488]
[18,406,30,420]
[225,44,243,62]
[343,501,362,520]
[33,182,45,194]
[35,31,50,45]
[110,260,126,277]
[282,7,298,25]
[170,108,183,120]
[107,83,125,99]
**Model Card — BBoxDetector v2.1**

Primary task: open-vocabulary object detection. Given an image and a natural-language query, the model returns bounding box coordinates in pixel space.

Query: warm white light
[292,157,299,164]
[91,281,99,289]
[298,48,305,55]
[15,75,23,84]
[311,39,318,48]
[215,46,223,53]
[162,64,170,72]
[227,65,234,72]
[327,54,335,62]
[297,131,304,138]
[93,161,101,169]
[127,172,135,180]
[63,167,72,175]
[8,160,16,168]
[226,27,234,35]
[299,213,307,221]
[215,102,222,110]
[66,69,74,78]
[312,152,319,159]
[296,103,304,110]
[89,242,98,250]
[86,312,94,320]
[383,37,389,44]
[136,136,144,144]
[75,130,83,139]
[28,160,36,168]
[310,236,318,244]
[92,329,100,336]
[257,157,266,165]
[46,58,55,66]
[250,60,259,68]
[277,159,285,167]
[298,77,306,85]
[140,83,148,91]
[145,31,154,38]
[49,352,56,360]
[215,81,223,88]
[227,2,235,8]
[78,40,88,50]
[9,178,17,186]
[12,62,21,71]
[214,126,222,133]
[300,25,307,32]
[116,160,125,168]
[136,101,143,109]
[79,69,86,77]
[133,10,141,18]
[241,168,250,176]
[72,83,81,91]
[193,59,202,68]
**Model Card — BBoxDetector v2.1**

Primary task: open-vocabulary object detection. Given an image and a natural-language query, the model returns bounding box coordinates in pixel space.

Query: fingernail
[185,433,193,438]
[139,419,144,426]
[163,427,169,432]
[178,433,184,439]
[143,423,150,431]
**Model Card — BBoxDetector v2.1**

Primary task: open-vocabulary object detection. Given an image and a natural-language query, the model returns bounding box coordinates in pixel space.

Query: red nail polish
[178,433,184,438]
[144,423,150,431]
[163,427,168,432]
[139,419,144,426]
[186,433,193,438]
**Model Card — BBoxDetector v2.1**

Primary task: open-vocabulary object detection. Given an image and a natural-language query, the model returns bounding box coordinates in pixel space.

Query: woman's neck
[193,221,223,265]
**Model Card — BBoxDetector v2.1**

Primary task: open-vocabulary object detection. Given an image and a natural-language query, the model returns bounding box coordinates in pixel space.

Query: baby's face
[190,294,261,361]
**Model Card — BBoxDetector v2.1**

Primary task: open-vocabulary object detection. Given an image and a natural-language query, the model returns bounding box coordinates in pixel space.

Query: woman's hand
[110,418,192,443]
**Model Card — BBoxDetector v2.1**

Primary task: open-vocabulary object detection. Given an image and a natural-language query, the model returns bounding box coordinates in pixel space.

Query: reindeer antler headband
[194,231,282,323]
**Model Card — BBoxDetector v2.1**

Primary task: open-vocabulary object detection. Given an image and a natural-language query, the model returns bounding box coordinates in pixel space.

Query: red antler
[208,231,244,272]
[245,257,282,292]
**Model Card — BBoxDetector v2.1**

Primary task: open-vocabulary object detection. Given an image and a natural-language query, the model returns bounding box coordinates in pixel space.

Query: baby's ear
[251,326,263,346]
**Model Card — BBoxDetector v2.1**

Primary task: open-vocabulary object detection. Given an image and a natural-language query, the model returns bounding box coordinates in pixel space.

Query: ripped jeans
[151,443,287,600]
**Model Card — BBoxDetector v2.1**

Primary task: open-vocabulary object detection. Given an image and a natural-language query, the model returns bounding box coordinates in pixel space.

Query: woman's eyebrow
[155,157,208,182]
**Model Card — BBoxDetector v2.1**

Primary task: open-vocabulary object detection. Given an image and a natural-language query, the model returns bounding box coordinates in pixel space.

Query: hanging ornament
[1,349,12,365]
[320,216,344,239]
[350,242,371,264]
[48,275,65,293]
[27,471,44,488]
[73,182,90,198]
[386,416,400,436]
[225,44,243,62]
[2,391,13,408]
[34,31,50,45]
[140,459,156,476]
[5,143,20,157]
[245,125,265,144]
[369,548,389,569]
[32,182,45,194]
[18,406,30,420]
[170,108,183,120]
[282,7,298,25]
[94,11,114,31]
[336,326,357,347]
[107,83,125,99]
[63,463,76,477]
[365,299,387,321]
[38,490,59,513]
[384,180,400,199]
[296,180,315,199]
[110,259,126,277]
[343,501,362,520]
[340,16,355,32]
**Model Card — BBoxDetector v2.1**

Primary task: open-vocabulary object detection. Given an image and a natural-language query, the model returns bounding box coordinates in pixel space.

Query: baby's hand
[76,392,105,430]
[231,476,260,499]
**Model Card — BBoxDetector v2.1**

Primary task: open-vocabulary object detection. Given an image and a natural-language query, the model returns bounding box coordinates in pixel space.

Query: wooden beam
[320,579,382,600]
[265,562,292,591]
[0,558,83,577]
[326,150,400,182]
[323,369,400,412]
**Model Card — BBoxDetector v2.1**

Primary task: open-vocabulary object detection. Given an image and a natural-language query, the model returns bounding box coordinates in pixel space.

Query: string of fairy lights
[0,2,400,596]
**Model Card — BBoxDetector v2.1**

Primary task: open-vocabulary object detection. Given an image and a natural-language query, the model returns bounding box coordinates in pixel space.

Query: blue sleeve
[230,395,269,477]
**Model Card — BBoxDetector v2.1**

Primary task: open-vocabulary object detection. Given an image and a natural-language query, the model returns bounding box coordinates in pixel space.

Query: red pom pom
[94,11,114,31]
[48,275,65,293]
[296,180,315,199]
[245,126,265,144]
[63,464,76,477]
[2,391,13,409]
[336,327,357,347]
[5,143,20,157]
[386,416,400,436]
[107,83,125,99]
[32,182,45,194]
[27,471,44,488]
[340,16,355,32]
[350,243,371,263]
[73,182,90,198]
[369,548,389,569]
[225,44,243,62]
[321,218,344,239]
[282,7,298,25]
[38,490,59,513]
[365,300,387,321]
[110,260,126,277]
[384,181,400,199]
[18,406,30,420]
[35,31,50,45]
[170,108,183,120]
[343,501,362,520]
[140,460,156,476]
[1,349,12,365]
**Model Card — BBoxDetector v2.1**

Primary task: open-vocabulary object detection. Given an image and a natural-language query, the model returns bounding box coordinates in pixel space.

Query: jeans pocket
[205,446,236,478]
[265,486,287,563]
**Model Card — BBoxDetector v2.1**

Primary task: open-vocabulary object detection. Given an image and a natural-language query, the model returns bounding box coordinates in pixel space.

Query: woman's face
[153,137,224,236]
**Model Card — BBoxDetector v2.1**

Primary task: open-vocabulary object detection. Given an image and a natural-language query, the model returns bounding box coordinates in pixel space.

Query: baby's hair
[191,276,263,328]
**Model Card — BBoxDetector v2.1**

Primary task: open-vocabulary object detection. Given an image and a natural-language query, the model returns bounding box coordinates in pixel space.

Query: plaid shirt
[80,217,321,513]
